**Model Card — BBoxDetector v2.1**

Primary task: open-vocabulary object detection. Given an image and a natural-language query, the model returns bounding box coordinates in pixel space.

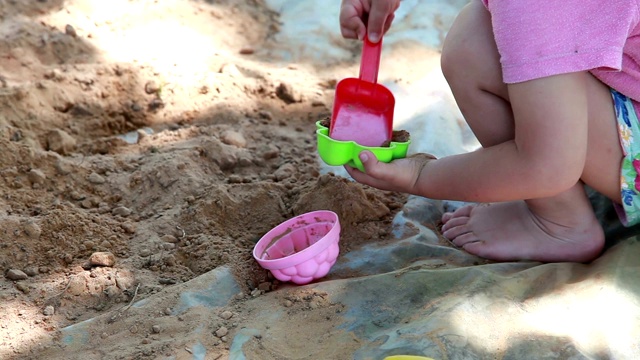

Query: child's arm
[347,72,590,202]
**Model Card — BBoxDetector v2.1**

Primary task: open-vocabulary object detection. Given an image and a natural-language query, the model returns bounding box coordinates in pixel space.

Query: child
[339,0,640,262]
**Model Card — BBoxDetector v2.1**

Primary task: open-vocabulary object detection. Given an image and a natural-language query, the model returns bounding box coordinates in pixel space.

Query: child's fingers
[383,13,395,34]
[339,3,366,40]
[367,0,397,42]
[357,150,389,179]
[345,151,407,191]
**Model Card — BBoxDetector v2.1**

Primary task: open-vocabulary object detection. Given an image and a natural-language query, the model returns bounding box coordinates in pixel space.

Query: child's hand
[345,151,437,194]
[339,0,400,42]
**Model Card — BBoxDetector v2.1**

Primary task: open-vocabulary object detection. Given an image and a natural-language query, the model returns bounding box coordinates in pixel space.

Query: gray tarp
[58,193,640,359]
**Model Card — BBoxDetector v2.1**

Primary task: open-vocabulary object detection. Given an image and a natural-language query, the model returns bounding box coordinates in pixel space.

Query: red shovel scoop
[329,35,395,147]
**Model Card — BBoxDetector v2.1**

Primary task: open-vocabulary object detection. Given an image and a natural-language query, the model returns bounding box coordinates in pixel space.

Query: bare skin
[342,1,624,262]
[339,0,400,42]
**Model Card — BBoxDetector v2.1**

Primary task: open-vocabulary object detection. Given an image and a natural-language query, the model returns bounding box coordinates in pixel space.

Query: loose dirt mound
[0,1,407,358]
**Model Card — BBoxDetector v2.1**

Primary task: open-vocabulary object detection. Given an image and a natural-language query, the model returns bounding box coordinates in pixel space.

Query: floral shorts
[613,89,640,226]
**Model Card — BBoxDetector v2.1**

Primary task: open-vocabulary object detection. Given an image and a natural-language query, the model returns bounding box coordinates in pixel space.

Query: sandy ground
[0,1,414,358]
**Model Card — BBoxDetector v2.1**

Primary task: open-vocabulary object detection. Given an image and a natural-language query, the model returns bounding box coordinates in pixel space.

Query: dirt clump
[0,1,409,359]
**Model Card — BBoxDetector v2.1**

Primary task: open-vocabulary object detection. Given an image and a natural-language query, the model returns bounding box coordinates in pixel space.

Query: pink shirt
[481,0,640,102]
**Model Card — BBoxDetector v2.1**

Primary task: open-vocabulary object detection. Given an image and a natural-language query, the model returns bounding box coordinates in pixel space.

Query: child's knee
[440,1,492,87]
[440,41,471,84]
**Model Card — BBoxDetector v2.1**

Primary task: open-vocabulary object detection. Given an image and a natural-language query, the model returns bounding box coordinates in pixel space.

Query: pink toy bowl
[252,210,340,285]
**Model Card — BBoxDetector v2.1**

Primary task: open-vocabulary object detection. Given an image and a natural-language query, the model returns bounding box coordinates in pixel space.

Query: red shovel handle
[359,35,382,84]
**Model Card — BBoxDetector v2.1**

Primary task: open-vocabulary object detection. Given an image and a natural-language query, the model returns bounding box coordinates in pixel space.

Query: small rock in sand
[54,159,71,175]
[221,130,247,148]
[219,63,242,77]
[24,267,38,277]
[112,206,132,217]
[67,276,87,296]
[219,311,233,320]
[273,163,295,181]
[27,169,46,185]
[65,24,77,37]
[121,222,136,234]
[258,282,272,292]
[215,326,228,338]
[161,234,178,243]
[144,80,160,94]
[275,82,302,104]
[23,221,41,239]
[46,129,76,155]
[89,252,116,267]
[6,269,28,281]
[16,283,30,294]
[88,172,106,184]
[43,305,55,316]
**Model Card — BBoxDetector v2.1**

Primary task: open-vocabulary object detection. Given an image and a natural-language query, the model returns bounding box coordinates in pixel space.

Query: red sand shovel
[329,35,395,147]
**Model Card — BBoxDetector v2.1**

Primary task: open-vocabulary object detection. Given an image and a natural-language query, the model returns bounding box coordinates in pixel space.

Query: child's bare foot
[440,201,605,262]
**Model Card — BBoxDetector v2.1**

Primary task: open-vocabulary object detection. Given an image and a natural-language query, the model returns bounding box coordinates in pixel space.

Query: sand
[0,1,410,358]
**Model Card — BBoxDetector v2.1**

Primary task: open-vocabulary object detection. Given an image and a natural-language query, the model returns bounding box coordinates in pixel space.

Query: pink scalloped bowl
[252,210,341,285]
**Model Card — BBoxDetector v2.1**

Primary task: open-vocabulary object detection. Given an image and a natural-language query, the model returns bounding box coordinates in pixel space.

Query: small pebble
[161,234,178,243]
[89,252,116,267]
[144,80,160,94]
[27,169,46,185]
[220,131,246,148]
[23,221,41,239]
[88,172,106,184]
[115,273,135,291]
[219,311,233,320]
[112,206,132,217]
[46,129,76,155]
[273,163,295,181]
[215,326,228,338]
[121,222,136,234]
[275,82,301,104]
[24,267,38,277]
[258,282,271,292]
[6,269,28,281]
[152,325,161,334]
[65,24,77,37]
[16,283,30,293]
[43,305,55,316]
[67,276,87,296]
[219,63,242,77]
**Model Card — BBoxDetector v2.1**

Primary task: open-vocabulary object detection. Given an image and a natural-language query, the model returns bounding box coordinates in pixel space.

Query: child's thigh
[583,74,624,202]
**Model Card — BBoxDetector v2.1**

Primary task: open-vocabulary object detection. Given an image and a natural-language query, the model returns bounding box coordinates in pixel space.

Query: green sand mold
[316,121,411,172]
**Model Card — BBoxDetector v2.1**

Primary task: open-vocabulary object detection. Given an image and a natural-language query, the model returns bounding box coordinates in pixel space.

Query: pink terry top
[480,0,640,103]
